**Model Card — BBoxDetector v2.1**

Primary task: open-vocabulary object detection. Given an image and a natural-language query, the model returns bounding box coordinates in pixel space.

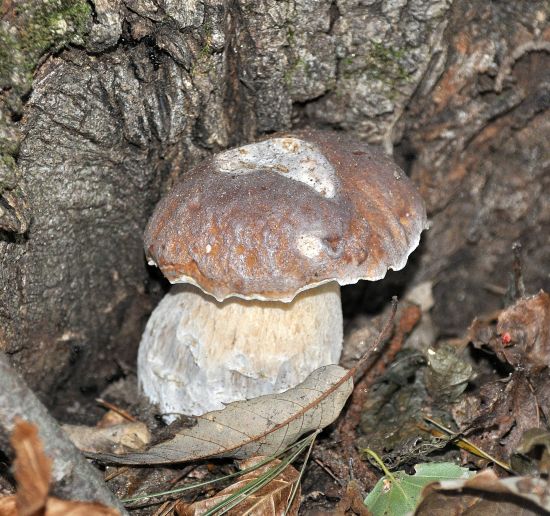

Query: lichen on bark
[0,0,92,234]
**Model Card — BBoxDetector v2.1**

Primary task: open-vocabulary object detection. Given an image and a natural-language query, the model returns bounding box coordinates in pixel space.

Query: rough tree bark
[0,0,548,415]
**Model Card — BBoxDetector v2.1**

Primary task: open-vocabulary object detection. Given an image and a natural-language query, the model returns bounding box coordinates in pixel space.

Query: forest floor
[1,254,550,515]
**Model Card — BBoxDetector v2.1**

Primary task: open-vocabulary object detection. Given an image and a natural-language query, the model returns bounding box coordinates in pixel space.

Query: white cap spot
[205,244,212,254]
[296,234,324,258]
[215,138,338,199]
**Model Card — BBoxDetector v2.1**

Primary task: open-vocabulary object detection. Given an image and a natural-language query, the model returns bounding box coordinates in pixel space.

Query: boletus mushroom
[139,130,427,417]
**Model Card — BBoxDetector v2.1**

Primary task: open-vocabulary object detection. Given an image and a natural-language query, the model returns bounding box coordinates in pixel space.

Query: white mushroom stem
[138,282,343,417]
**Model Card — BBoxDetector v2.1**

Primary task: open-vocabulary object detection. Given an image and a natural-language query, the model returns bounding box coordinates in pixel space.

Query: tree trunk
[1,0,548,416]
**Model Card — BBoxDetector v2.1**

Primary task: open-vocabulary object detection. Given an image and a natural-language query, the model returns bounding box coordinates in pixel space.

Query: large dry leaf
[89,364,353,465]
[470,291,550,373]
[455,291,550,465]
[175,457,301,515]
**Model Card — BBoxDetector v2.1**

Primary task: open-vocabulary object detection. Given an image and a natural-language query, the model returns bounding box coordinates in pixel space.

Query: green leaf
[364,462,474,516]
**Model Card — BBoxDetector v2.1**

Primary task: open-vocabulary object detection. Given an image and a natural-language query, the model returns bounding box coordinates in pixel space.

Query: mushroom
[139,130,427,417]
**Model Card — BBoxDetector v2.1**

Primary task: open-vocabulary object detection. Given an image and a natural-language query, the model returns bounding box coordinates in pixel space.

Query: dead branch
[0,351,127,514]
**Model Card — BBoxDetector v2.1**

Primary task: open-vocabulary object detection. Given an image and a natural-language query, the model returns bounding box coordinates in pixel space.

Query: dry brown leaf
[175,457,300,516]
[496,291,550,372]
[42,497,120,515]
[456,291,550,464]
[415,469,550,515]
[97,409,134,428]
[63,409,150,454]
[89,364,353,465]
[334,480,371,516]
[470,291,550,372]
[0,497,17,515]
[11,418,52,515]
[0,420,120,516]
[512,428,550,475]
[63,420,151,454]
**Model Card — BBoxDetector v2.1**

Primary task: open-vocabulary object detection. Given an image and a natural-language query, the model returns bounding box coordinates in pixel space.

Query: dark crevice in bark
[393,136,418,178]
[328,0,341,34]
[222,0,257,146]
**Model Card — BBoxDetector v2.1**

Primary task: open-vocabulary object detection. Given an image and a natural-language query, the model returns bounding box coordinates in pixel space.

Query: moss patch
[284,57,309,86]
[365,40,412,85]
[0,0,91,96]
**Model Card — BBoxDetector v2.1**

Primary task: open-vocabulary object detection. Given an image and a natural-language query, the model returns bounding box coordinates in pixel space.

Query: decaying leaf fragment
[175,457,301,516]
[424,341,472,401]
[415,468,550,515]
[470,291,550,372]
[88,364,353,465]
[0,419,119,515]
[63,410,150,454]
[0,497,121,516]
[454,372,539,466]
[454,290,550,465]
[512,428,550,476]
[334,480,371,516]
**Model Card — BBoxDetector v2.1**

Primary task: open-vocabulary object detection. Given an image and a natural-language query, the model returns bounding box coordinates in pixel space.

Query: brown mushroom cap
[144,130,428,302]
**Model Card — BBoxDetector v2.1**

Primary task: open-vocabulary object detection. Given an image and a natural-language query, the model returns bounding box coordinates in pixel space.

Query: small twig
[153,500,178,516]
[313,457,345,487]
[0,351,127,514]
[348,457,356,481]
[512,241,526,300]
[423,416,516,474]
[168,464,198,486]
[104,466,129,482]
[483,283,507,296]
[350,296,399,380]
[338,298,416,485]
[95,398,137,422]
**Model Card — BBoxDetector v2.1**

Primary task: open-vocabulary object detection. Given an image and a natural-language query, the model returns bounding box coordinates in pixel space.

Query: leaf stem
[363,448,395,483]
[364,448,414,511]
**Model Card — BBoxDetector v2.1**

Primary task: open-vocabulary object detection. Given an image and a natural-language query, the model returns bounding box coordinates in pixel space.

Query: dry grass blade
[122,432,316,506]
[423,417,516,474]
[176,457,300,516]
